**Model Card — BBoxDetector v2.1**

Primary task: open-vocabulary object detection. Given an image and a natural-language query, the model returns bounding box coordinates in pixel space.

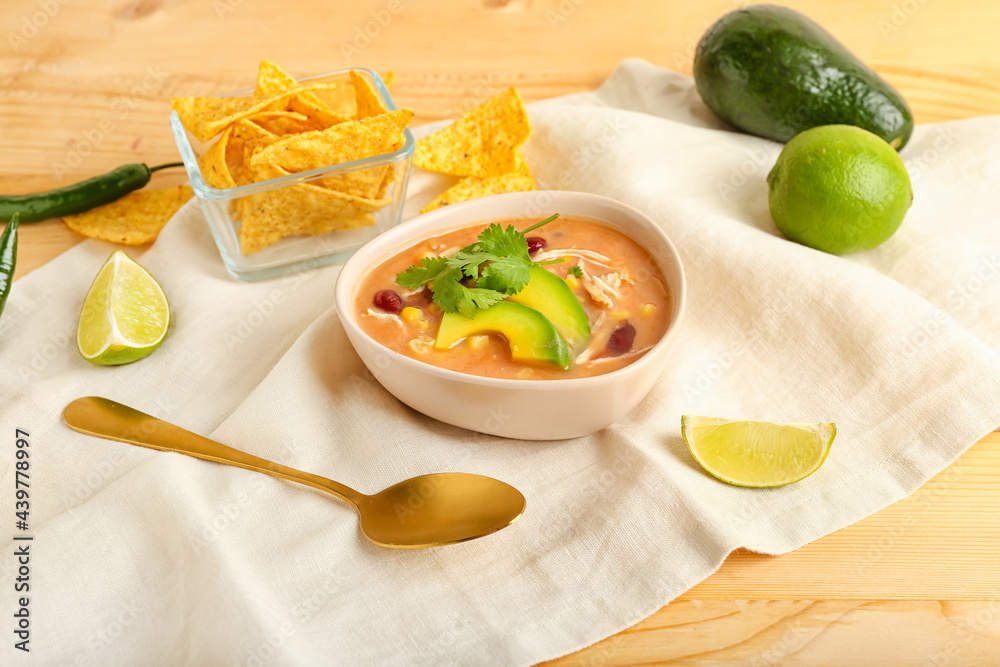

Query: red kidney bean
[374,289,403,314]
[607,322,636,355]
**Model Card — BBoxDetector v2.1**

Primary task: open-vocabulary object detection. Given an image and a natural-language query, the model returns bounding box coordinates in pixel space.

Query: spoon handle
[63,396,362,507]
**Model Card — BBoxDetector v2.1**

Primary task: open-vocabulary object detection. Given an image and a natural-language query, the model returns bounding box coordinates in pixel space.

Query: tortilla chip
[172,82,342,142]
[414,88,531,178]
[238,183,382,254]
[63,186,193,244]
[314,164,390,198]
[248,157,396,202]
[198,127,236,189]
[368,164,397,202]
[315,165,392,199]
[288,94,350,128]
[181,60,413,254]
[514,148,531,176]
[250,108,412,174]
[307,82,357,119]
[171,96,259,143]
[251,59,348,126]
[248,109,409,197]
[421,172,535,213]
[381,72,396,89]
[224,119,278,185]
[351,70,389,120]
[246,148,284,182]
[254,59,298,97]
[247,110,320,135]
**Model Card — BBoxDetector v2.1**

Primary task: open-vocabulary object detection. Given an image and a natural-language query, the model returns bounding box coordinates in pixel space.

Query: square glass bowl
[170,68,414,281]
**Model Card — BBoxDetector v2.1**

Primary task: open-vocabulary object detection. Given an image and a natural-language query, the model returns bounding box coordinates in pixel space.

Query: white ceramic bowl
[334,191,686,440]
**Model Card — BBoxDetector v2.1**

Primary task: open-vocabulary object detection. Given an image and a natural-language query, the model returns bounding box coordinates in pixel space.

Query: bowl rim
[171,67,416,202]
[335,190,687,390]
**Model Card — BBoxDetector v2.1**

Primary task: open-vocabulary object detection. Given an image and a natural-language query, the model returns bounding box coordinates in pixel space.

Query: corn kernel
[640,303,656,316]
[408,336,434,354]
[565,274,579,289]
[401,307,430,330]
[612,310,629,321]
[467,335,490,350]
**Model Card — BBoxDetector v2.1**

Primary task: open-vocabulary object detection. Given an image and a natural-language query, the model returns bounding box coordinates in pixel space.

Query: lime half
[681,415,835,487]
[77,250,170,365]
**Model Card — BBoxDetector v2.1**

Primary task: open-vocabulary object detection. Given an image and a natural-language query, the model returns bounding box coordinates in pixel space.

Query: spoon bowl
[63,397,526,548]
[358,473,529,548]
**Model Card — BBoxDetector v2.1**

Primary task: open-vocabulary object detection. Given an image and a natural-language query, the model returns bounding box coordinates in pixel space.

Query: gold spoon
[63,397,526,549]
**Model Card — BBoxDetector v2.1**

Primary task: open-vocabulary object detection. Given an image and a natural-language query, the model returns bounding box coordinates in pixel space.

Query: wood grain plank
[684,433,1000,600]
[544,599,1000,665]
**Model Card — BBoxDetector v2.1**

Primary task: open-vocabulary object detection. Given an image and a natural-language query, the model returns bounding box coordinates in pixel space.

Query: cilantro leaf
[569,265,583,278]
[467,223,535,294]
[462,287,506,316]
[478,255,532,294]
[447,249,499,279]
[393,214,562,318]
[396,256,448,290]
[428,268,505,318]
[477,223,530,261]
[427,268,468,315]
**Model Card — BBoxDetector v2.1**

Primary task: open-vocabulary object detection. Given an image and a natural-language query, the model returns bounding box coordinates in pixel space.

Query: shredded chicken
[579,266,633,308]
[573,313,606,365]
[584,346,653,365]
[581,271,623,308]
[533,248,618,272]
[574,346,598,366]
[364,309,404,328]
[535,247,634,310]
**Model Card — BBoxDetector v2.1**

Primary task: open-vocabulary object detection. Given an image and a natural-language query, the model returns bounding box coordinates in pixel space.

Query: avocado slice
[694,5,913,149]
[435,301,571,369]
[506,266,591,350]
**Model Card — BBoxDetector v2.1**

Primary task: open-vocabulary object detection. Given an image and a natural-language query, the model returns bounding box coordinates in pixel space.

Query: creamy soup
[354,216,671,380]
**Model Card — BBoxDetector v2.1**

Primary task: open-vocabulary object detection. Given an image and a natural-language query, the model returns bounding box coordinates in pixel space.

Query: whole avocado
[693,4,913,149]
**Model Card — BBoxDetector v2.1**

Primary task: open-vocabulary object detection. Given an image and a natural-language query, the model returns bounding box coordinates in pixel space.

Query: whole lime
[767,125,912,255]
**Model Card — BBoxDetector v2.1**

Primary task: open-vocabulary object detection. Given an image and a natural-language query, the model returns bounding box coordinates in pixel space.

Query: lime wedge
[77,250,169,365]
[681,415,835,487]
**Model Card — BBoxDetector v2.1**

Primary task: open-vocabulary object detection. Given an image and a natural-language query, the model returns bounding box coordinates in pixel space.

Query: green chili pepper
[0,162,185,223]
[0,213,19,321]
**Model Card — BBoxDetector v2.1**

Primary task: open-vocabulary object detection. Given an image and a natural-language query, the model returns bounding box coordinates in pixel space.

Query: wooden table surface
[5,0,1000,663]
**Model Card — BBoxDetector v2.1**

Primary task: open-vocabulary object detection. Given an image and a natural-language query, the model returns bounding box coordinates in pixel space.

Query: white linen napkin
[3,58,1000,666]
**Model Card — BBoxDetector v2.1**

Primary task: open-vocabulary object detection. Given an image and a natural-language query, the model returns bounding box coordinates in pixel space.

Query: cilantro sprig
[396,213,561,318]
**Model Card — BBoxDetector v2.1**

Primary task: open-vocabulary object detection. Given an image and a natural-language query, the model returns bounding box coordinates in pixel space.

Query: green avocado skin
[694,4,913,149]
[506,266,590,351]
[436,301,571,369]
